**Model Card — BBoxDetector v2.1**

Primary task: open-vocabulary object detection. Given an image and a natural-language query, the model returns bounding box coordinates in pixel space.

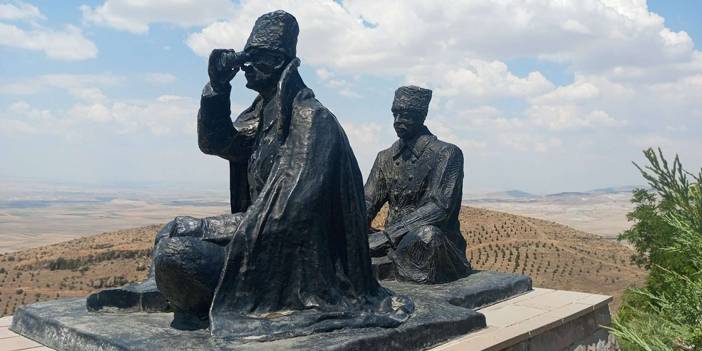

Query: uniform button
[409,175,414,180]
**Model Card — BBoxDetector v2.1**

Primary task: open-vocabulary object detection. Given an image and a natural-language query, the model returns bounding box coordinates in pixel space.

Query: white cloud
[561,19,590,35]
[315,68,360,98]
[0,1,45,21]
[426,118,487,153]
[316,68,332,81]
[649,74,702,106]
[527,105,625,130]
[0,118,36,135]
[531,80,600,105]
[450,106,525,131]
[146,73,177,84]
[1,95,198,138]
[2,100,67,136]
[499,134,563,153]
[181,0,699,142]
[626,134,702,168]
[186,0,694,74]
[0,74,122,102]
[3,0,702,192]
[0,73,195,138]
[339,121,390,177]
[407,60,554,102]
[98,96,197,136]
[0,22,97,60]
[81,0,237,34]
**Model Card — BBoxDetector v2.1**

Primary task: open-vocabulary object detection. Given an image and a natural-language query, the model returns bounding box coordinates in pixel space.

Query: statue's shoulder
[428,137,463,159]
[373,143,395,165]
[292,88,335,122]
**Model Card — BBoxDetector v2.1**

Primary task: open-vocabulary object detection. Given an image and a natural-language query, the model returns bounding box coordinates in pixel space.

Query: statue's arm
[364,155,388,227]
[197,82,254,162]
[384,146,464,240]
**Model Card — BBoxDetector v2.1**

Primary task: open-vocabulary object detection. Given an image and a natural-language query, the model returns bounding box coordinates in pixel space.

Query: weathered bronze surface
[87,10,413,339]
[7,10,543,351]
[366,86,472,284]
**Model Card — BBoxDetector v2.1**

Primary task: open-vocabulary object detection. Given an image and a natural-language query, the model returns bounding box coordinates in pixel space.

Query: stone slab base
[430,288,613,351]
[10,271,531,351]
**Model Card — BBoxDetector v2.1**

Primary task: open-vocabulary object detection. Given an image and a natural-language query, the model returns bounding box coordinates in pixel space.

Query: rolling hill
[0,206,645,317]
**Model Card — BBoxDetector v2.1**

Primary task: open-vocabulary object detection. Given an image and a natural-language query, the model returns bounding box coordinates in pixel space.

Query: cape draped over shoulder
[207,59,413,339]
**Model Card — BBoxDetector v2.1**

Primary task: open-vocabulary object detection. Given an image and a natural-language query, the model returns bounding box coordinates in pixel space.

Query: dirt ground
[0,206,645,317]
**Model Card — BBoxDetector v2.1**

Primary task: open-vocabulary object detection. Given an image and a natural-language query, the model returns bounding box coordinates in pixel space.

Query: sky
[0,0,701,194]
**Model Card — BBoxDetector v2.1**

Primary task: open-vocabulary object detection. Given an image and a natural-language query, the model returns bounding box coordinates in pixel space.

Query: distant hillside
[0,206,645,317]
[0,226,156,316]
[375,206,644,311]
[464,185,641,201]
[469,190,537,200]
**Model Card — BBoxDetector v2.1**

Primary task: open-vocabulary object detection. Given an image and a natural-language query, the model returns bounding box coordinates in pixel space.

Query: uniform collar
[392,126,435,158]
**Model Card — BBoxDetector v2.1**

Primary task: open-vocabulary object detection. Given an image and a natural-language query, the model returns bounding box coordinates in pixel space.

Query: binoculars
[220,50,251,71]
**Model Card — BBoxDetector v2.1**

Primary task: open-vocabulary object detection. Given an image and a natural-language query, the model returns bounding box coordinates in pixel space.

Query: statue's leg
[87,214,242,314]
[368,231,392,257]
[368,231,400,280]
[389,225,471,284]
[153,236,225,330]
[86,216,205,312]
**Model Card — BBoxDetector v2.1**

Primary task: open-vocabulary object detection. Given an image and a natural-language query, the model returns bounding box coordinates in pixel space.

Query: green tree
[618,188,676,269]
[612,148,702,351]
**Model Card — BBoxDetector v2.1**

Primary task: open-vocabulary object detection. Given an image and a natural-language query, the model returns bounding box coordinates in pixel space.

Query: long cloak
[198,59,412,339]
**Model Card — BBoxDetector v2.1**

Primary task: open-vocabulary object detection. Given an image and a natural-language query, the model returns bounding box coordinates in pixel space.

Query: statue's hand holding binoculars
[208,49,249,90]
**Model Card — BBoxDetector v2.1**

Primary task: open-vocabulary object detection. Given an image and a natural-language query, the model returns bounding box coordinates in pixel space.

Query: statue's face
[392,109,425,140]
[241,48,287,92]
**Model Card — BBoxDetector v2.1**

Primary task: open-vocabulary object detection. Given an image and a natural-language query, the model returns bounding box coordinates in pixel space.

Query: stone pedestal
[430,288,614,351]
[10,271,531,351]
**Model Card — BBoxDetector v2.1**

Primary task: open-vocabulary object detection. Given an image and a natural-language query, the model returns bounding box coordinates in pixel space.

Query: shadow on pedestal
[11,271,531,351]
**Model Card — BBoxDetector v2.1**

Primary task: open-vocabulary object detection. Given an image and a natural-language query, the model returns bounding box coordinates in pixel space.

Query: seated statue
[366,86,472,284]
[87,10,412,339]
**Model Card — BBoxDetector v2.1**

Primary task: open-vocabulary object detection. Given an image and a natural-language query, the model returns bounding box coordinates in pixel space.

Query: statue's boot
[389,225,471,284]
[86,214,237,314]
[153,235,226,330]
[368,231,399,280]
[86,277,169,312]
[86,220,178,312]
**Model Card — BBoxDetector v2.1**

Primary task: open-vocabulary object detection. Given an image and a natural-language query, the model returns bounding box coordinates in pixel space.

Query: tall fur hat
[392,85,432,115]
[244,10,299,58]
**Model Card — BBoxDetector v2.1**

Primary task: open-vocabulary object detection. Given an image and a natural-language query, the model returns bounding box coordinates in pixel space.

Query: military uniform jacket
[365,127,466,253]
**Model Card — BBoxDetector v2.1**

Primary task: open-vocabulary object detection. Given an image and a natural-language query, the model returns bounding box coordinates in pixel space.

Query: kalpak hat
[244,10,299,59]
[392,85,432,115]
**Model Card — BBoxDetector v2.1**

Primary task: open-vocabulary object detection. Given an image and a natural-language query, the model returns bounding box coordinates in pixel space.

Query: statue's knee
[414,225,444,244]
[154,237,225,316]
[395,225,444,249]
[154,237,223,277]
[173,216,203,237]
[155,220,176,245]
[154,216,202,245]
[153,237,188,274]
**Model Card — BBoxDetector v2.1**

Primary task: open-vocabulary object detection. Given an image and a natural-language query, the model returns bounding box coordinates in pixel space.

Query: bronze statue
[87,10,412,339]
[365,85,472,284]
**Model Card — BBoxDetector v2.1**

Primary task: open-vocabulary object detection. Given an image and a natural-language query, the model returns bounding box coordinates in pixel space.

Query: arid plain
[0,179,644,318]
[0,179,230,253]
[463,187,637,239]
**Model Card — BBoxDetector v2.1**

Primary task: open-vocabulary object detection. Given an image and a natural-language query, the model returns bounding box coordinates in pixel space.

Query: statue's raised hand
[208,49,240,88]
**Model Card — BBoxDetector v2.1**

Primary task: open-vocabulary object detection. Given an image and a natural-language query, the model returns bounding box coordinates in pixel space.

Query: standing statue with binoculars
[86,10,412,339]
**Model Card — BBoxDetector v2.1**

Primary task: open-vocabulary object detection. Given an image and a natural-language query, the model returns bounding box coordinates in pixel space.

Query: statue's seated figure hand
[157,214,244,243]
[364,85,471,284]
